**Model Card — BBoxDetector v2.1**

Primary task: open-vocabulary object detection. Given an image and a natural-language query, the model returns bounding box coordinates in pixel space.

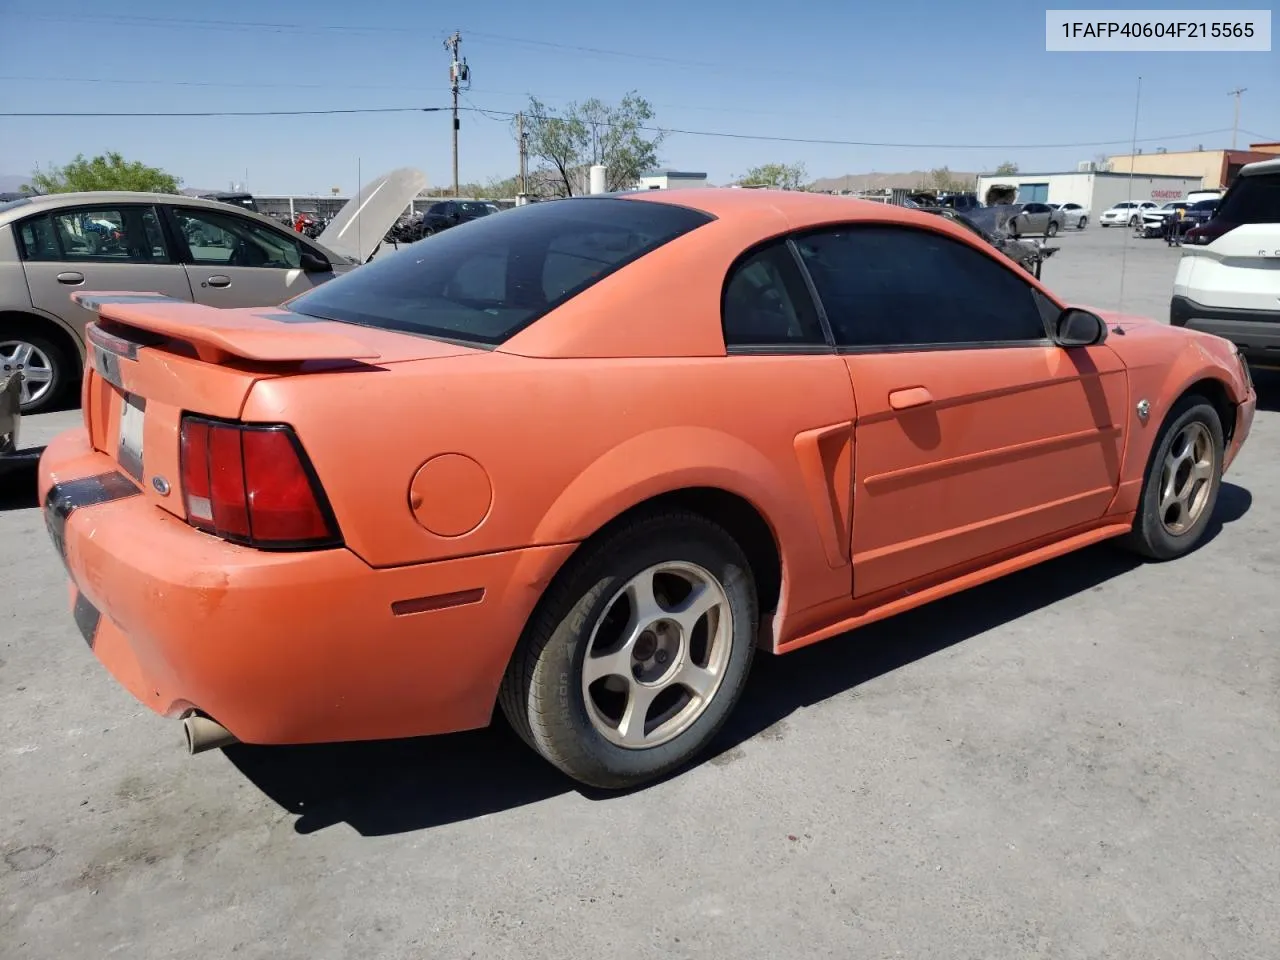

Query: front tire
[1078,216,1088,229]
[1120,395,1224,561]
[1046,221,1059,237]
[499,511,758,789]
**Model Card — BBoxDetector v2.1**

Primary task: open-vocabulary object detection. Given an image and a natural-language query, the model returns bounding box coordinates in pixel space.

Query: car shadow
[0,461,39,511]
[1251,366,1280,413]
[228,482,1251,837]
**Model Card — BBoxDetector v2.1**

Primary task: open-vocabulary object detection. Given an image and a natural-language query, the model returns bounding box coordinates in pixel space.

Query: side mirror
[1055,307,1107,347]
[299,250,331,273]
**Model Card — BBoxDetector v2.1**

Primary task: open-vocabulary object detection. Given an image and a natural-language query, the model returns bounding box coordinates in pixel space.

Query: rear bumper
[1170,295,1280,362]
[39,428,576,745]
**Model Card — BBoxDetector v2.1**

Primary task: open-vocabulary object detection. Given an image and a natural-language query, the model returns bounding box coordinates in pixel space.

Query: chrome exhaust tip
[182,714,238,755]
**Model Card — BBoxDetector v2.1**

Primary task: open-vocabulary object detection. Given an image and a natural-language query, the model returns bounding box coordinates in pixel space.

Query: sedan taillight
[179,416,341,549]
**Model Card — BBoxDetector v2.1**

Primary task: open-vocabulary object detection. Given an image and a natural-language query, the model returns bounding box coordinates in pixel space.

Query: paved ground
[2,225,1278,959]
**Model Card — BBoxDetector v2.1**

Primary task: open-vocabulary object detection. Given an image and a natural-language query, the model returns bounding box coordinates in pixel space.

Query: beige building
[1107,143,1278,190]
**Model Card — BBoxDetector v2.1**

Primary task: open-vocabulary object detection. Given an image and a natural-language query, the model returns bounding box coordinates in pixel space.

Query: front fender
[1111,330,1250,513]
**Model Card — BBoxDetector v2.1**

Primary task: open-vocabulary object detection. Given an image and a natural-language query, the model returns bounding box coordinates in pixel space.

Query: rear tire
[499,511,758,789]
[1078,216,1088,229]
[1046,221,1059,237]
[1119,395,1224,562]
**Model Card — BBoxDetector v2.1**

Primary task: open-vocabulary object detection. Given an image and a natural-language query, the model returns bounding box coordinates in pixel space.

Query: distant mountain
[808,170,980,193]
[0,174,31,193]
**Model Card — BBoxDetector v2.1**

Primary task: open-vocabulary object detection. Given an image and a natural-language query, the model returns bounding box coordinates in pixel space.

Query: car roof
[0,191,279,228]
[619,187,958,230]
[1240,156,1280,177]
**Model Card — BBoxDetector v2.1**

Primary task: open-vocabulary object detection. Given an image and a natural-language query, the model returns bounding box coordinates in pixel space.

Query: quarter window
[793,225,1048,348]
[172,207,302,269]
[721,240,825,347]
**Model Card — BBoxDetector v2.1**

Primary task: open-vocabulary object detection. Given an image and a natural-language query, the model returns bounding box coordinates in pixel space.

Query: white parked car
[1099,201,1157,228]
[1172,157,1280,368]
[1047,202,1089,229]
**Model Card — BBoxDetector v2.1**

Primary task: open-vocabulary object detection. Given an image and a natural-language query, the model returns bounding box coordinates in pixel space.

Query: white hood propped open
[318,167,427,264]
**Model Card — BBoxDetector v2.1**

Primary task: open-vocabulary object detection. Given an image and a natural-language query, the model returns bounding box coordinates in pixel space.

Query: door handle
[203,275,231,288]
[56,271,84,285]
[888,386,934,410]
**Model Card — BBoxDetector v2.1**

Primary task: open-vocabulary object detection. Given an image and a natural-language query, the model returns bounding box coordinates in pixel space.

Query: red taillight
[178,417,340,549]
[1184,219,1236,245]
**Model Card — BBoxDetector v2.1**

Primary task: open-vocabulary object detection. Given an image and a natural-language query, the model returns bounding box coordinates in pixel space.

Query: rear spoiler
[73,292,381,364]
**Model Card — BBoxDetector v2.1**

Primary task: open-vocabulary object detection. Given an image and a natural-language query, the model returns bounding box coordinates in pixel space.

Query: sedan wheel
[500,510,757,789]
[1046,221,1059,237]
[1078,216,1088,229]
[1,337,61,413]
[1120,395,1223,561]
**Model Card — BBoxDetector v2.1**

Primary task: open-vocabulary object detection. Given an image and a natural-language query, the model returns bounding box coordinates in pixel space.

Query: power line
[0,107,441,117]
[0,73,410,92]
[13,12,740,69]
[0,101,1239,151]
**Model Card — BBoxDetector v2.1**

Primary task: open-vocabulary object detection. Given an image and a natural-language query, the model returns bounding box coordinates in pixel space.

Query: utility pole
[444,31,470,197]
[1228,87,1246,149]
[516,112,528,197]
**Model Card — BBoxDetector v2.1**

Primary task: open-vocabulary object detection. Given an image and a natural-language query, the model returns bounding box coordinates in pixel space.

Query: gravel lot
[2,224,1277,960]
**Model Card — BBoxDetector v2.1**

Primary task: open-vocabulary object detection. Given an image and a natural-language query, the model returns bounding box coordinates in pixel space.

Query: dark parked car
[420,200,498,236]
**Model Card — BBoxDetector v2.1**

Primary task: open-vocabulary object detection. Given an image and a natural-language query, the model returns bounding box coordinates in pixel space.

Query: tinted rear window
[287,198,712,345]
[1215,172,1280,225]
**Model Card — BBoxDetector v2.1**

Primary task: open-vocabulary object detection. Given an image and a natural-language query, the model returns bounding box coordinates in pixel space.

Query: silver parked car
[0,169,423,412]
[1005,202,1066,238]
[1048,202,1089,229]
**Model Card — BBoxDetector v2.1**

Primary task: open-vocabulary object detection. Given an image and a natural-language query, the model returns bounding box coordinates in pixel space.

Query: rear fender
[531,426,816,640]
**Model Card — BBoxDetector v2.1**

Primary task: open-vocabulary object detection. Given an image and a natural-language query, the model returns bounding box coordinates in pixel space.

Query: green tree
[523,92,665,196]
[25,152,181,194]
[739,162,808,190]
[993,161,1019,175]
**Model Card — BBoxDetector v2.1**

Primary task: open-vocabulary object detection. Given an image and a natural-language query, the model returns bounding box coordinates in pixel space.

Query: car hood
[318,167,426,264]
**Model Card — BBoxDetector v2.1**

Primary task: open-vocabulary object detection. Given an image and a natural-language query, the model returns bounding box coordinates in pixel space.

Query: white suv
[1099,201,1157,227]
[1171,157,1280,367]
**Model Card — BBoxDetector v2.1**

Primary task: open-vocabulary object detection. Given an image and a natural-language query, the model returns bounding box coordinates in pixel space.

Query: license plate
[91,343,125,391]
[118,394,145,482]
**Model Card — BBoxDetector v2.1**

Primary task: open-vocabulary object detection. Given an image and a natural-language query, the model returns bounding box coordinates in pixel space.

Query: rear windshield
[1215,171,1280,225]
[287,197,712,345]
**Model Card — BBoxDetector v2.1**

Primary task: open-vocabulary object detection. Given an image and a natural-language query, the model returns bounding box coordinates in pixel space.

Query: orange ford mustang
[39,190,1256,789]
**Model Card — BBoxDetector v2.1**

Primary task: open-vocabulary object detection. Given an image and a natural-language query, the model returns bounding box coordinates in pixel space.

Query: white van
[1171,158,1280,367]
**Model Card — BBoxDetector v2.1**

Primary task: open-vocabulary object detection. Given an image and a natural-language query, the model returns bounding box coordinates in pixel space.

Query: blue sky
[0,0,1276,194]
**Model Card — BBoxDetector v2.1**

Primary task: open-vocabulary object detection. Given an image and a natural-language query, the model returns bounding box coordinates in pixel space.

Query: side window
[794,225,1047,349]
[16,215,59,261]
[173,207,302,269]
[721,240,825,348]
[34,207,170,263]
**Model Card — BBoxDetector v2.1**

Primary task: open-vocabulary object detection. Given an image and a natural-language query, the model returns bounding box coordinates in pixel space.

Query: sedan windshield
[287,198,712,345]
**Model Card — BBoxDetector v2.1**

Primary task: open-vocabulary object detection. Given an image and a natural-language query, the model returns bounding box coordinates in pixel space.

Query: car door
[1025,203,1050,233]
[18,203,194,331]
[791,223,1127,599]
[166,204,334,308]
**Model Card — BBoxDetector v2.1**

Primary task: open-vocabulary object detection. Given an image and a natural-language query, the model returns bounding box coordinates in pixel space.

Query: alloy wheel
[0,340,55,407]
[581,561,733,749]
[1158,421,1215,535]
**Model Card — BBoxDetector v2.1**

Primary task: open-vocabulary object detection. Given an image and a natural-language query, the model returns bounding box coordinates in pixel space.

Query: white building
[637,169,708,191]
[974,169,1205,212]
